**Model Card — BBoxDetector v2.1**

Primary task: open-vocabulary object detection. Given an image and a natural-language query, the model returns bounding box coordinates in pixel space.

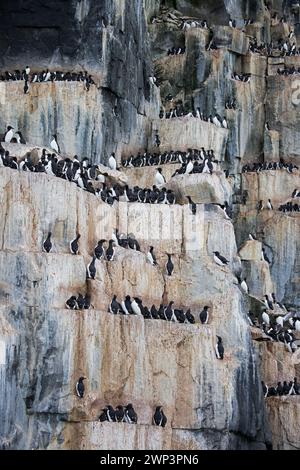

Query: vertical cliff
[0,0,299,450]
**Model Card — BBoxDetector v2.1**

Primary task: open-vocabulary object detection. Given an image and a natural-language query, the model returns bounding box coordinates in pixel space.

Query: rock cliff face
[0,0,300,450]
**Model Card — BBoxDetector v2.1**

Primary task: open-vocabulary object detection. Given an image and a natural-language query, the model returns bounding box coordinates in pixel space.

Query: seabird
[262,247,271,264]
[108,152,117,170]
[50,134,60,153]
[131,298,143,316]
[76,377,86,398]
[15,131,26,144]
[240,278,248,294]
[166,254,174,276]
[147,246,158,266]
[186,196,196,214]
[42,232,52,253]
[99,409,108,422]
[199,306,209,324]
[109,295,121,314]
[123,295,134,315]
[106,405,116,422]
[257,200,264,211]
[185,308,195,324]
[213,251,229,266]
[66,296,78,310]
[106,239,115,261]
[70,234,80,255]
[215,336,224,359]
[153,406,167,427]
[121,296,132,315]
[264,294,274,310]
[124,404,137,424]
[75,292,85,309]
[4,126,14,143]
[115,405,125,422]
[87,255,97,279]
[94,239,106,260]
[154,168,166,186]
[262,309,270,325]
[267,199,273,210]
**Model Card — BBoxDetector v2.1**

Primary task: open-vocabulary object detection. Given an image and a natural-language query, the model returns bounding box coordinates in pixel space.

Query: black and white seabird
[50,134,60,153]
[240,277,248,294]
[166,254,174,276]
[109,295,121,314]
[257,200,264,211]
[124,403,137,424]
[76,377,86,398]
[155,168,166,186]
[122,295,134,315]
[213,251,229,266]
[66,295,78,310]
[249,233,257,241]
[4,126,14,143]
[94,239,106,260]
[87,256,97,279]
[106,239,115,261]
[70,234,81,255]
[131,297,143,316]
[106,405,116,422]
[43,232,52,253]
[262,309,270,325]
[153,406,167,427]
[164,301,175,321]
[264,294,274,310]
[76,293,85,310]
[185,308,195,324]
[215,336,224,359]
[147,246,158,266]
[15,131,26,144]
[108,152,117,171]
[267,199,273,210]
[186,196,196,214]
[115,405,125,422]
[199,306,209,324]
[99,409,108,422]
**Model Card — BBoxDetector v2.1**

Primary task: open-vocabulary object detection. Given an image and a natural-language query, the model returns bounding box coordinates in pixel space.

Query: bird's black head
[126,403,133,409]
[217,336,222,341]
[79,376,85,381]
[213,251,219,255]
[204,306,209,309]
[7,126,13,130]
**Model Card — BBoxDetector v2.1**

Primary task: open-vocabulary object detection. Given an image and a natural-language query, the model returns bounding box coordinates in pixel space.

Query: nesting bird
[153,406,167,427]
[76,377,86,398]
[43,232,52,253]
[70,234,81,255]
